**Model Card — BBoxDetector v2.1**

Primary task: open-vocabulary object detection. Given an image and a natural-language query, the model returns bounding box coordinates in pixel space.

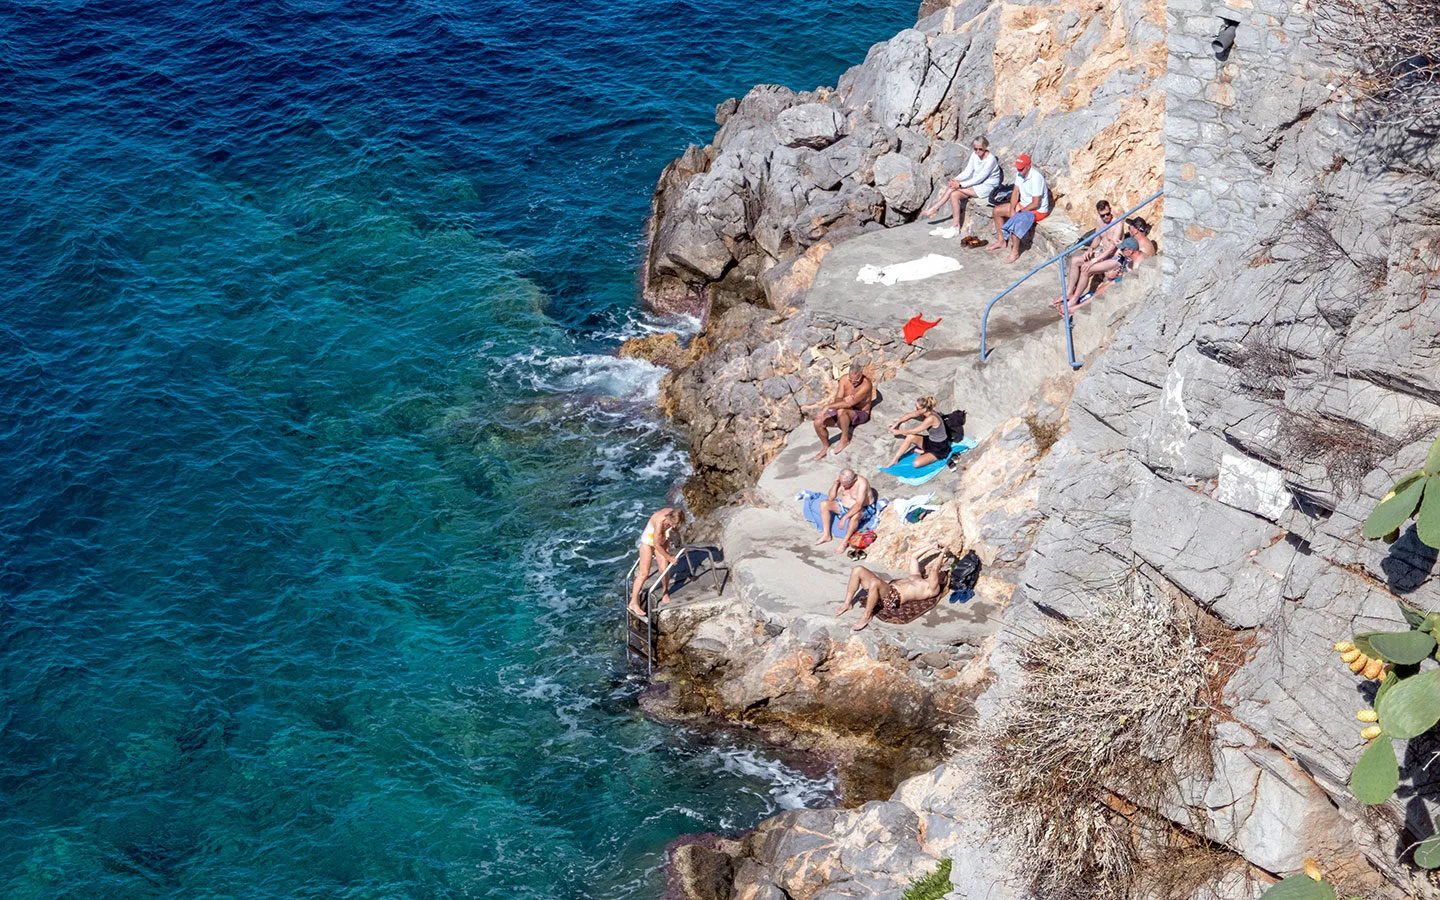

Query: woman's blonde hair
[917,395,937,411]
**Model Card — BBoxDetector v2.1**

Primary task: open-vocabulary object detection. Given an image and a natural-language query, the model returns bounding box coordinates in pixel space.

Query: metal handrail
[978,189,1164,368]
[623,545,730,675]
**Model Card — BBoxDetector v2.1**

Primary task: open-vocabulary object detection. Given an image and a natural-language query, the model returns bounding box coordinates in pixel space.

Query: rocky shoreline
[631,0,1440,897]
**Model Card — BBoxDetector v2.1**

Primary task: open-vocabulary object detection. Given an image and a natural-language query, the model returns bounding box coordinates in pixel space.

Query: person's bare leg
[835,509,863,554]
[815,499,840,545]
[1068,260,1100,305]
[853,572,887,631]
[836,566,870,616]
[989,203,1011,249]
[812,412,832,461]
[888,434,921,467]
[948,193,963,230]
[628,545,654,619]
[911,450,939,468]
[834,409,856,452]
[1004,234,1021,264]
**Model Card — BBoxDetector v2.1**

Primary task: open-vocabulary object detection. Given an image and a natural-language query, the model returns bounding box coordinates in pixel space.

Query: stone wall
[1161,0,1326,271]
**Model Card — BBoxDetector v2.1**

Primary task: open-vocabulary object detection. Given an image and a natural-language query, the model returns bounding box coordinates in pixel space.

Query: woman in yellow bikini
[628,507,684,621]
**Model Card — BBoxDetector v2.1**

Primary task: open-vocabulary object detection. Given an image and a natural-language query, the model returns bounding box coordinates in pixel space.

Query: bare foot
[834,437,851,453]
[627,604,648,622]
[814,535,832,546]
[851,617,872,632]
[834,601,853,617]
[986,241,1005,251]
[660,594,673,606]
[813,448,828,461]
[833,543,848,555]
[1003,252,1020,264]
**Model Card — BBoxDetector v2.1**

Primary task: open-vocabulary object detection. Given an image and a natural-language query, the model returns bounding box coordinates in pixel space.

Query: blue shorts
[1001,210,1037,240]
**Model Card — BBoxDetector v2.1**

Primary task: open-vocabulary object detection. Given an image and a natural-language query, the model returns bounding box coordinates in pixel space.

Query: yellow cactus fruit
[1350,655,1368,673]
[1363,657,1386,680]
[1340,648,1363,663]
[1360,725,1383,740]
[1335,641,1356,653]
[1303,858,1323,881]
[1357,709,1380,723]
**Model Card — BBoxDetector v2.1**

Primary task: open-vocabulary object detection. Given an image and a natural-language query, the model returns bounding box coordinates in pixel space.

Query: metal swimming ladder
[621,546,730,675]
[978,189,1165,369]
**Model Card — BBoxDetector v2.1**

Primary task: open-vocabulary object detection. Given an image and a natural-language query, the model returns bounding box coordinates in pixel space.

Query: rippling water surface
[1,1,915,895]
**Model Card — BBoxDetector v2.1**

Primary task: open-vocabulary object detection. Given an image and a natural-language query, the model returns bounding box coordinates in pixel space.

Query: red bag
[847,530,877,550]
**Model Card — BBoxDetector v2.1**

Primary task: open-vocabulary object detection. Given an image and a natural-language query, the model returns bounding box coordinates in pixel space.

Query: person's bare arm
[898,412,940,437]
[890,409,923,430]
[805,379,850,413]
[828,382,864,410]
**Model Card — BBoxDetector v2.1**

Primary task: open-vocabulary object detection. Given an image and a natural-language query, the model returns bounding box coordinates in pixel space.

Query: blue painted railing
[978,189,1164,368]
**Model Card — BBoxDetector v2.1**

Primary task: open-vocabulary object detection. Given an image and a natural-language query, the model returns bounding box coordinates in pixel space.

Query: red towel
[903,315,942,344]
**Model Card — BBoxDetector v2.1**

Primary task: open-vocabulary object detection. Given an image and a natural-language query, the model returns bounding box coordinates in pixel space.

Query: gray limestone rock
[776,102,845,150]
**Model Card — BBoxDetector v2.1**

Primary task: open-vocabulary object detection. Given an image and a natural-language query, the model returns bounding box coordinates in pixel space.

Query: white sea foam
[710,745,838,811]
[508,350,667,402]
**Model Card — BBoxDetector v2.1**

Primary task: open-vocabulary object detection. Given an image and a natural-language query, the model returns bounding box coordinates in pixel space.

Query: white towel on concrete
[928,226,959,239]
[856,253,962,286]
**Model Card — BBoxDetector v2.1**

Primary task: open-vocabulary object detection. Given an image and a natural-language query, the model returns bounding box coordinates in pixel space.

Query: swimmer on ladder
[627,507,684,621]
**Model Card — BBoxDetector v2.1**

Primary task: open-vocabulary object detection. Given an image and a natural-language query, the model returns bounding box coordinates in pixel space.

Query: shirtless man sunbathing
[815,468,876,555]
[805,363,875,461]
[834,543,952,632]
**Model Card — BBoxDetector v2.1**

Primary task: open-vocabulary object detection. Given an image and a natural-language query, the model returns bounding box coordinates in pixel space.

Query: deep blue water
[0,1,916,896]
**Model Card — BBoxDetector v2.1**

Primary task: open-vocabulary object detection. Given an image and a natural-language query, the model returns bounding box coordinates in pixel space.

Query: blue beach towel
[796,490,888,534]
[876,438,977,485]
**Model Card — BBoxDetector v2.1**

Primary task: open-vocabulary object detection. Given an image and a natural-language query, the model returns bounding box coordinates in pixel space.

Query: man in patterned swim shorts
[833,543,954,632]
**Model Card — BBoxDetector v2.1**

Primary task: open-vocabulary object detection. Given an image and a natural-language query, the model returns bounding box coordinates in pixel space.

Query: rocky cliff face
[641,0,1167,511]
[651,0,1440,897]
[643,0,1166,319]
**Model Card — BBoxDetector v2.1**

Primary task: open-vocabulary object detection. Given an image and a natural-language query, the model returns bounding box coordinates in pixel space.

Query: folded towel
[877,439,978,486]
[797,490,889,534]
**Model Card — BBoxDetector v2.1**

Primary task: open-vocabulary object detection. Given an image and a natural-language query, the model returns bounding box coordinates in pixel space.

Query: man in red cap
[988,153,1050,264]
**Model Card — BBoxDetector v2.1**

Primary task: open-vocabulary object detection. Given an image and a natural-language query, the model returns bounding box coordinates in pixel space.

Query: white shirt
[953,151,1001,192]
[1017,167,1050,215]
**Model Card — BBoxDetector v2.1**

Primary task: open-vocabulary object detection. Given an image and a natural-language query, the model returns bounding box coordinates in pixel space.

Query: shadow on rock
[1381,525,1439,594]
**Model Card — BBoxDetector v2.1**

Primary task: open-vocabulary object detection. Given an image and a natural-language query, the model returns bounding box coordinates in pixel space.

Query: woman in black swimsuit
[886,395,951,468]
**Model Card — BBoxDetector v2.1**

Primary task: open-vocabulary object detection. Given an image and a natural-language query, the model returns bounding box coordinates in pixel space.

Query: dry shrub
[1229,333,1297,400]
[980,576,1234,900]
[1313,0,1440,133]
[1024,413,1063,457]
[1275,412,1440,496]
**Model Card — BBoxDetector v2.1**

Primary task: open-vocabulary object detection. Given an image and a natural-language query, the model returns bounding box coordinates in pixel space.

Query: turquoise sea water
[1,1,916,896]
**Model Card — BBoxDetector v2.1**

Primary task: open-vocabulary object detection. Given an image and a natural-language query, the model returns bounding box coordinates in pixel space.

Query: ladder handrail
[978,189,1164,368]
[623,544,730,676]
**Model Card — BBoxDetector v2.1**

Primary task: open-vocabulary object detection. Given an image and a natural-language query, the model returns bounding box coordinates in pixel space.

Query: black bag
[949,550,982,595]
[988,183,1013,206]
[941,409,966,443]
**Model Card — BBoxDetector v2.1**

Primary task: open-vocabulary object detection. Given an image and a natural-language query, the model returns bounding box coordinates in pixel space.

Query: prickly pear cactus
[1259,872,1336,900]
[1363,433,1440,547]
[1337,599,1440,866]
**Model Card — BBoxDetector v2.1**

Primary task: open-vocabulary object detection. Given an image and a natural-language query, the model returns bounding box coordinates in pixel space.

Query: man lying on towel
[835,543,955,632]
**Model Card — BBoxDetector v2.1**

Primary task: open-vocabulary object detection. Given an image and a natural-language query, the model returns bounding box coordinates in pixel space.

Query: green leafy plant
[1362,434,1440,547]
[1336,598,1440,869]
[1260,873,1337,900]
[901,858,952,900]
